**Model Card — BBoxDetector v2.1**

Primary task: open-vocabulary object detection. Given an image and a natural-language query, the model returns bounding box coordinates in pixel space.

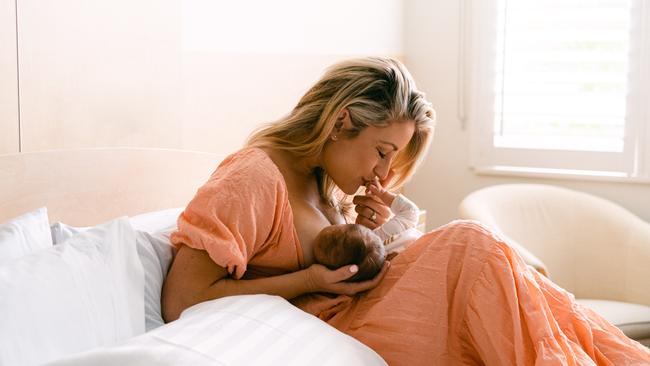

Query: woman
[161,57,650,365]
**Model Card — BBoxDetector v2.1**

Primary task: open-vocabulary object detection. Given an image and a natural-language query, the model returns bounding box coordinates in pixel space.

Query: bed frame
[0,148,224,226]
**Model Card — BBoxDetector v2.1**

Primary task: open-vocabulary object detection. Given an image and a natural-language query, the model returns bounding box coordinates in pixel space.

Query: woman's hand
[353,194,392,229]
[353,171,396,229]
[304,262,390,296]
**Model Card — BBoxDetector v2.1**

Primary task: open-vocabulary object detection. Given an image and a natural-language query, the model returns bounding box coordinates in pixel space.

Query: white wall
[0,0,18,154]
[402,0,650,229]
[17,0,183,152]
[180,0,402,154]
[3,0,402,155]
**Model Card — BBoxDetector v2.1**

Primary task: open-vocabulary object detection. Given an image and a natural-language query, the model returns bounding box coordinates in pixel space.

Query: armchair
[459,184,650,346]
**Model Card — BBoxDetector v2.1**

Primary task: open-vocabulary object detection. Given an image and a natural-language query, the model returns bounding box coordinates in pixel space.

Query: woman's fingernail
[349,265,358,273]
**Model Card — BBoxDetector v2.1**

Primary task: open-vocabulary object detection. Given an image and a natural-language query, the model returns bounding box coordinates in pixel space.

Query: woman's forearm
[162,245,319,322]
[164,268,314,322]
[163,246,379,322]
[200,269,314,303]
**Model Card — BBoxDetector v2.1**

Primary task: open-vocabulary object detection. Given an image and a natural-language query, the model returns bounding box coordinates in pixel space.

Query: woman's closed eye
[377,148,387,159]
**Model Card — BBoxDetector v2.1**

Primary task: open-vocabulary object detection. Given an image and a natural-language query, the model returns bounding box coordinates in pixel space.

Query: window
[464,0,650,181]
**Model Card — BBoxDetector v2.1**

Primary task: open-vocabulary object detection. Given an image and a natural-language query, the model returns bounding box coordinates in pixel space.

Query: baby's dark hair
[313,224,386,282]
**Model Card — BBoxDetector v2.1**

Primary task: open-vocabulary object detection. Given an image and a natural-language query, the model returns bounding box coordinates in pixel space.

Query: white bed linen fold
[47,294,386,366]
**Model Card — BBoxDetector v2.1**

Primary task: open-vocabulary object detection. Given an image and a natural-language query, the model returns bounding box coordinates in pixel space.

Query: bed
[0,148,387,365]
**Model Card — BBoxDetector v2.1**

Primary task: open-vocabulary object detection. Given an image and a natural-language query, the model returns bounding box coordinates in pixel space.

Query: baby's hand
[365,177,396,206]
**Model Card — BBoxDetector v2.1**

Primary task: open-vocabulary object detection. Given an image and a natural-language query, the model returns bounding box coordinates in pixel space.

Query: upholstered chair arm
[498,234,549,277]
[619,219,650,307]
[473,224,549,277]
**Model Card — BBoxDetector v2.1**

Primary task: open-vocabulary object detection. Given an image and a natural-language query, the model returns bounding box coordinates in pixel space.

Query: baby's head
[313,224,386,282]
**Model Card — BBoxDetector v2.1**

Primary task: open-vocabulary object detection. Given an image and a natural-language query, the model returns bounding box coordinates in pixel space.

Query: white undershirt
[372,194,419,242]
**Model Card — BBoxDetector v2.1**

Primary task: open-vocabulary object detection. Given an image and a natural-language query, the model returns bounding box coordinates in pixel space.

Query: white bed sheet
[47,294,387,366]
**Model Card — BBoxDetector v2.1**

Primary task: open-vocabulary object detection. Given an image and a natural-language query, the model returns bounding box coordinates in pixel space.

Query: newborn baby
[312,179,420,282]
[313,223,386,282]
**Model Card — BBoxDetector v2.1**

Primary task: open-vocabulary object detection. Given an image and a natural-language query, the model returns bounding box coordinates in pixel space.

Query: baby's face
[313,224,386,282]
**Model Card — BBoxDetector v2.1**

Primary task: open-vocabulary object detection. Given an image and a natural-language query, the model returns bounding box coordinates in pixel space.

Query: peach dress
[170,148,650,365]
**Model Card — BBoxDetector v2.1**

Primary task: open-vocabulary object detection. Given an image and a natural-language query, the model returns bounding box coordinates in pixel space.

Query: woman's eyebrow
[379,140,398,151]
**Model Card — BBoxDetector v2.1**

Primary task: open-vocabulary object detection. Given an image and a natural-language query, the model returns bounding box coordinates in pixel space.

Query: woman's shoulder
[219,146,271,167]
[202,147,287,196]
[215,147,281,178]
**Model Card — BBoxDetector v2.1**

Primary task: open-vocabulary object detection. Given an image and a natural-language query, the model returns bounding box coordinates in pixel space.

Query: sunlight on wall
[3,0,403,155]
[182,0,402,55]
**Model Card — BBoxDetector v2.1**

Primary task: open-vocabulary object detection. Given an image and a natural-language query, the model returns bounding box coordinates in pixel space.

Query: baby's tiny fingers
[367,184,382,195]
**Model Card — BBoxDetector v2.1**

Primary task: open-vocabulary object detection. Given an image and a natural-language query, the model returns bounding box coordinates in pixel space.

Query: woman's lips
[362,176,377,187]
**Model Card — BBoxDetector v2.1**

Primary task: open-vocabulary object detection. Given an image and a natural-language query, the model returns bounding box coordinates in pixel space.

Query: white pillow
[129,207,183,233]
[50,207,183,245]
[135,229,175,331]
[0,217,145,366]
[51,221,175,331]
[0,207,52,262]
[47,295,387,366]
[50,221,90,245]
[130,206,183,328]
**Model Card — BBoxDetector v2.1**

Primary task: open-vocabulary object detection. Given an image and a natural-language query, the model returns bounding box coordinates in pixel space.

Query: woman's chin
[334,179,364,195]
[340,185,359,195]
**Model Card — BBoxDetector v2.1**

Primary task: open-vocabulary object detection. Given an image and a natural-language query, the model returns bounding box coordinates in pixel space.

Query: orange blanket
[172,148,650,365]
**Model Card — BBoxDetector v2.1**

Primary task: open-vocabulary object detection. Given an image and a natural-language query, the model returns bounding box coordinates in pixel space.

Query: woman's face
[321,112,415,195]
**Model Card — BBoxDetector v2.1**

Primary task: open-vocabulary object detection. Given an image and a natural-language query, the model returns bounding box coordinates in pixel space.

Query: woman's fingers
[310,262,391,296]
[306,264,359,292]
[353,195,391,226]
[354,205,375,219]
[332,264,359,282]
[355,214,379,229]
[336,261,391,295]
[354,204,383,229]
[353,196,390,214]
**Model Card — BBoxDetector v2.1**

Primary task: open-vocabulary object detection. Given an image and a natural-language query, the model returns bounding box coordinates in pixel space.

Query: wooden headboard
[0,148,224,226]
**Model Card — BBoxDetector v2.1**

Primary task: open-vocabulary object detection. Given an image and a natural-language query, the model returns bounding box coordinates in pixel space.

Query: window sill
[472,165,650,185]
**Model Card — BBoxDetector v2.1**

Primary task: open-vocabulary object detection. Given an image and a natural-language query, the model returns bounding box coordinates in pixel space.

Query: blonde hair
[247,57,435,211]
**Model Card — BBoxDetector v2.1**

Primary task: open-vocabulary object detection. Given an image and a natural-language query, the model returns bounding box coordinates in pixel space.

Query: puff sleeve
[169,149,290,279]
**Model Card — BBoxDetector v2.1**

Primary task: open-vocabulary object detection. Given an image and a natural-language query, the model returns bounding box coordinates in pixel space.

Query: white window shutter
[466,0,650,180]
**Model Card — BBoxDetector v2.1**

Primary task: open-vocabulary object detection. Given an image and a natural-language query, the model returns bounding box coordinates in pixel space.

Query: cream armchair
[459,184,650,346]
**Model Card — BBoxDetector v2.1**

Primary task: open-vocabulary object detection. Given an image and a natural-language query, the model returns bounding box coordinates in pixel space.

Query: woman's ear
[336,108,349,121]
[336,108,353,130]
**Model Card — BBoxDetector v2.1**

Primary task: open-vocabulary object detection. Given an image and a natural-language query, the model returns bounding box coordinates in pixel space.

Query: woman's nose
[374,162,390,181]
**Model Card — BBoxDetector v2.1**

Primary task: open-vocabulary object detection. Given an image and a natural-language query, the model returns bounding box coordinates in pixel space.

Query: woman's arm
[162,244,390,322]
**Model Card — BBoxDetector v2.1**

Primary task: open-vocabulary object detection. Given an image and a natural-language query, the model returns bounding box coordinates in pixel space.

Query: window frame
[464,0,650,182]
